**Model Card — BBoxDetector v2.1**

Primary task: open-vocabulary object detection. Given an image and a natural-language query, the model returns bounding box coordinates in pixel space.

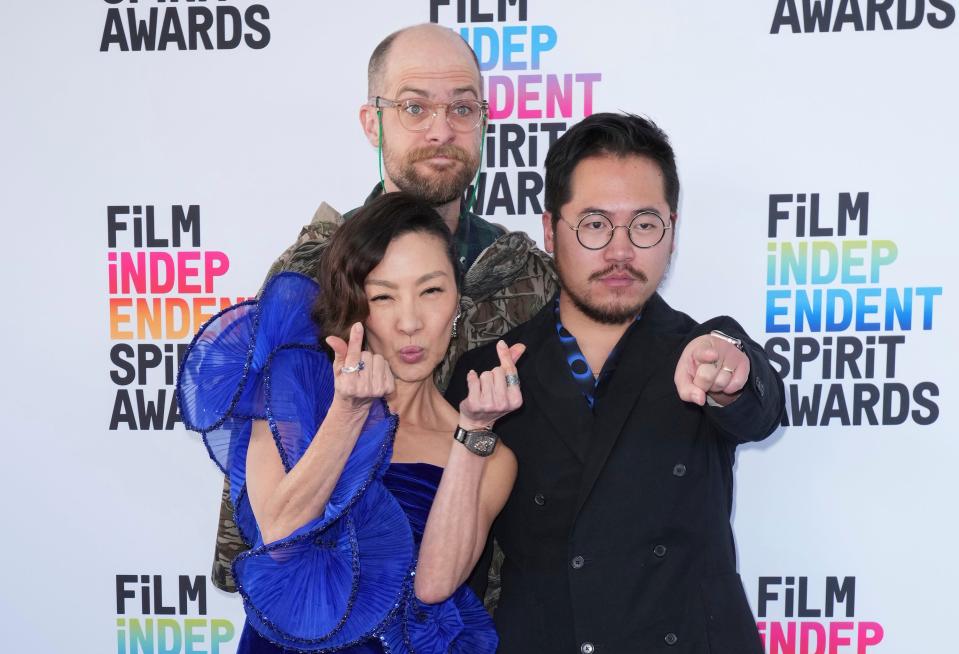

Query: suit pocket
[700,573,764,654]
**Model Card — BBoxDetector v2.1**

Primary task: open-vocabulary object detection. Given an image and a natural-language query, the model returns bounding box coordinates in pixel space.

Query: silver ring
[341,360,366,374]
[505,373,520,387]
[721,366,735,374]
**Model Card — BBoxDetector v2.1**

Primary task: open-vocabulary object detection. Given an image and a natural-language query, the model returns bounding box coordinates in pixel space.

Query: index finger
[496,340,518,374]
[673,359,705,405]
[344,322,364,364]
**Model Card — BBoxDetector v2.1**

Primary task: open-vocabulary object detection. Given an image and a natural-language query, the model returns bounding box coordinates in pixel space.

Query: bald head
[367,23,481,98]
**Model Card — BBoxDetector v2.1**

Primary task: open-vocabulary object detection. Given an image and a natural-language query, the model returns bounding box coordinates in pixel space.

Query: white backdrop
[1,2,955,652]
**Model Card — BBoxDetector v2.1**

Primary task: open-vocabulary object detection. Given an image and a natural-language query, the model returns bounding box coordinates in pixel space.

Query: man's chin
[571,292,646,325]
[397,176,472,207]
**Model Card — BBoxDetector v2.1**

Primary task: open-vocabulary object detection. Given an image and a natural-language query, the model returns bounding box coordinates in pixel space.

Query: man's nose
[604,225,636,261]
[424,106,456,144]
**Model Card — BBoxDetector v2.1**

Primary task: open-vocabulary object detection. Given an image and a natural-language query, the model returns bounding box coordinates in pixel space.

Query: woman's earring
[451,310,462,338]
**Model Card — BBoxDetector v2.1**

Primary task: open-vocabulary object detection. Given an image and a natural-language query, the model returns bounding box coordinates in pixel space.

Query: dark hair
[312,192,458,340]
[544,112,680,223]
[367,24,481,97]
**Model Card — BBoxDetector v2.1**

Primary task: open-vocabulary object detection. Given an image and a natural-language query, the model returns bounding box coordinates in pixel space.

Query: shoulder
[466,211,508,239]
[643,293,704,341]
[446,303,551,405]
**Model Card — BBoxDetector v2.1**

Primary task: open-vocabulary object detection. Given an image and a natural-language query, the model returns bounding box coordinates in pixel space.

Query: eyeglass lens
[394,98,484,132]
[575,212,667,249]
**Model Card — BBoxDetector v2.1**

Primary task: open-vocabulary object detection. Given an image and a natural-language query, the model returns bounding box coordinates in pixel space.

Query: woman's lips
[398,346,425,364]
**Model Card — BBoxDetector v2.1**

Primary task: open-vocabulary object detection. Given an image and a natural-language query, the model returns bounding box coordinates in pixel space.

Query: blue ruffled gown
[176,272,496,654]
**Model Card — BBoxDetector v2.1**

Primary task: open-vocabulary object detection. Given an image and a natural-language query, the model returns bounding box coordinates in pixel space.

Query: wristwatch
[453,425,498,457]
[710,330,745,351]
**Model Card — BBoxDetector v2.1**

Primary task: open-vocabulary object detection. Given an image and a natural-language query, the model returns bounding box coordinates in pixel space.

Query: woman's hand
[458,340,526,430]
[325,322,395,413]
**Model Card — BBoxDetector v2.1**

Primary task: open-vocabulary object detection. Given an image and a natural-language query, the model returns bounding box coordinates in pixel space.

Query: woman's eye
[423,286,444,295]
[369,295,392,302]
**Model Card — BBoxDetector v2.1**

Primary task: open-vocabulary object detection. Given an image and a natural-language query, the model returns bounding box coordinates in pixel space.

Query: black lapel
[572,293,683,517]
[523,299,594,463]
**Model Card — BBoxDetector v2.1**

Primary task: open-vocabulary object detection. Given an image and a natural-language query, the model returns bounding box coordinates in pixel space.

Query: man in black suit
[447,113,785,654]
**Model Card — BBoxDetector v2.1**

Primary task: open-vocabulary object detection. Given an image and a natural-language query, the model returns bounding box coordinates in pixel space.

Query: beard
[383,142,478,206]
[554,238,661,325]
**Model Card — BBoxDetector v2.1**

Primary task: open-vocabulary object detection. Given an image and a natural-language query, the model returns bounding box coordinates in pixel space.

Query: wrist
[457,414,493,432]
[328,397,373,421]
[453,424,498,457]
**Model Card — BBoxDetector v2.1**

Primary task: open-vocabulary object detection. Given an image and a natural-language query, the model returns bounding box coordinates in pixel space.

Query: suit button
[664,632,678,646]
[570,555,585,569]
[672,463,686,477]
[580,642,595,654]
[534,493,546,506]
[653,544,667,558]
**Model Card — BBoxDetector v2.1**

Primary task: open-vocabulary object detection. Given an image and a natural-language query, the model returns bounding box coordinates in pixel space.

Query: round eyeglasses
[558,211,672,250]
[371,96,488,133]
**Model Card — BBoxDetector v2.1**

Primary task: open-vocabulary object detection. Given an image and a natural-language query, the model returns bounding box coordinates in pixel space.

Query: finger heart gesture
[325,322,396,411]
[459,340,526,430]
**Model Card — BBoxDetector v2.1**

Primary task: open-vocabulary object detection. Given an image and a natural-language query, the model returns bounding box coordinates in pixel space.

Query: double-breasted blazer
[447,293,785,654]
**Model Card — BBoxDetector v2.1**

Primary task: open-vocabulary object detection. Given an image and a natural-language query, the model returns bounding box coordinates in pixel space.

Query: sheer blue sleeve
[176,273,414,650]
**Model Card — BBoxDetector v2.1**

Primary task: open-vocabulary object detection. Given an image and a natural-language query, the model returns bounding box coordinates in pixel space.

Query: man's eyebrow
[578,206,663,216]
[394,86,479,99]
[395,86,432,98]
[451,87,479,98]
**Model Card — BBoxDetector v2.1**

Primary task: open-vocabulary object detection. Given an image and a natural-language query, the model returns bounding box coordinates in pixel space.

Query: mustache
[588,265,648,283]
[407,145,471,164]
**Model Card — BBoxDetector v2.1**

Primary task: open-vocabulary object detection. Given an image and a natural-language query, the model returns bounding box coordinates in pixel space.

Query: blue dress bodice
[238,463,450,654]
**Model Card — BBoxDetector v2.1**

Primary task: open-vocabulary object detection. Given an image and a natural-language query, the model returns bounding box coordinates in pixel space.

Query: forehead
[382,33,481,98]
[565,154,668,212]
[367,231,454,280]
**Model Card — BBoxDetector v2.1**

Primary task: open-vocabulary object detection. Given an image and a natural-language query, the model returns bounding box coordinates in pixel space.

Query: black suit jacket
[447,293,784,654]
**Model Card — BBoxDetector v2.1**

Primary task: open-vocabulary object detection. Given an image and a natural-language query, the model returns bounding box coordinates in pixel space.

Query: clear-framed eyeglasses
[371,96,488,133]
[558,210,672,250]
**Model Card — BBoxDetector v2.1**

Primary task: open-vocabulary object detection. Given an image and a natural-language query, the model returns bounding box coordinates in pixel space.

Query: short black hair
[544,112,680,223]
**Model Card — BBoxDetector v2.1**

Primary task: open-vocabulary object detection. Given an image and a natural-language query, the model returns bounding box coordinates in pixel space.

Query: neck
[387,376,450,429]
[434,198,462,234]
[381,179,462,233]
[558,292,636,373]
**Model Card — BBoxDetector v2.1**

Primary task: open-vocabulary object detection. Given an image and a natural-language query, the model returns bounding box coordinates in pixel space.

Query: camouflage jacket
[209,201,558,598]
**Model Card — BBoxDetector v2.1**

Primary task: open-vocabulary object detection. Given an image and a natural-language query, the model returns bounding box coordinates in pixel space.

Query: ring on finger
[341,360,366,374]
[505,373,520,387]
[721,366,735,374]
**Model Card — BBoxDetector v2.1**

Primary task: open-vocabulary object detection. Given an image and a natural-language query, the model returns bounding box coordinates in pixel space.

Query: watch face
[469,433,497,454]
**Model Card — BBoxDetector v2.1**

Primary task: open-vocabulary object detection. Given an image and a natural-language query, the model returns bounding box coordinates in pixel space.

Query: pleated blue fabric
[176,272,496,654]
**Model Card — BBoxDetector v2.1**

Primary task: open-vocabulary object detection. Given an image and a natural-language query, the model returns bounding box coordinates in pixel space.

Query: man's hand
[325,322,396,412]
[459,340,526,430]
[674,334,750,407]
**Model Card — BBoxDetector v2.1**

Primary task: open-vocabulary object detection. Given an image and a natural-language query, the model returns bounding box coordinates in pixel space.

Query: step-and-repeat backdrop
[2,2,955,652]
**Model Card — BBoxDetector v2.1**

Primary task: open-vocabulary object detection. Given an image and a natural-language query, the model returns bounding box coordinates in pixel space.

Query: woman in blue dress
[176,192,523,653]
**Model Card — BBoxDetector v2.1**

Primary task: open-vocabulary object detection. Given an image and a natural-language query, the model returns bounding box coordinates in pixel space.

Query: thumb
[693,346,720,366]
[325,335,348,365]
